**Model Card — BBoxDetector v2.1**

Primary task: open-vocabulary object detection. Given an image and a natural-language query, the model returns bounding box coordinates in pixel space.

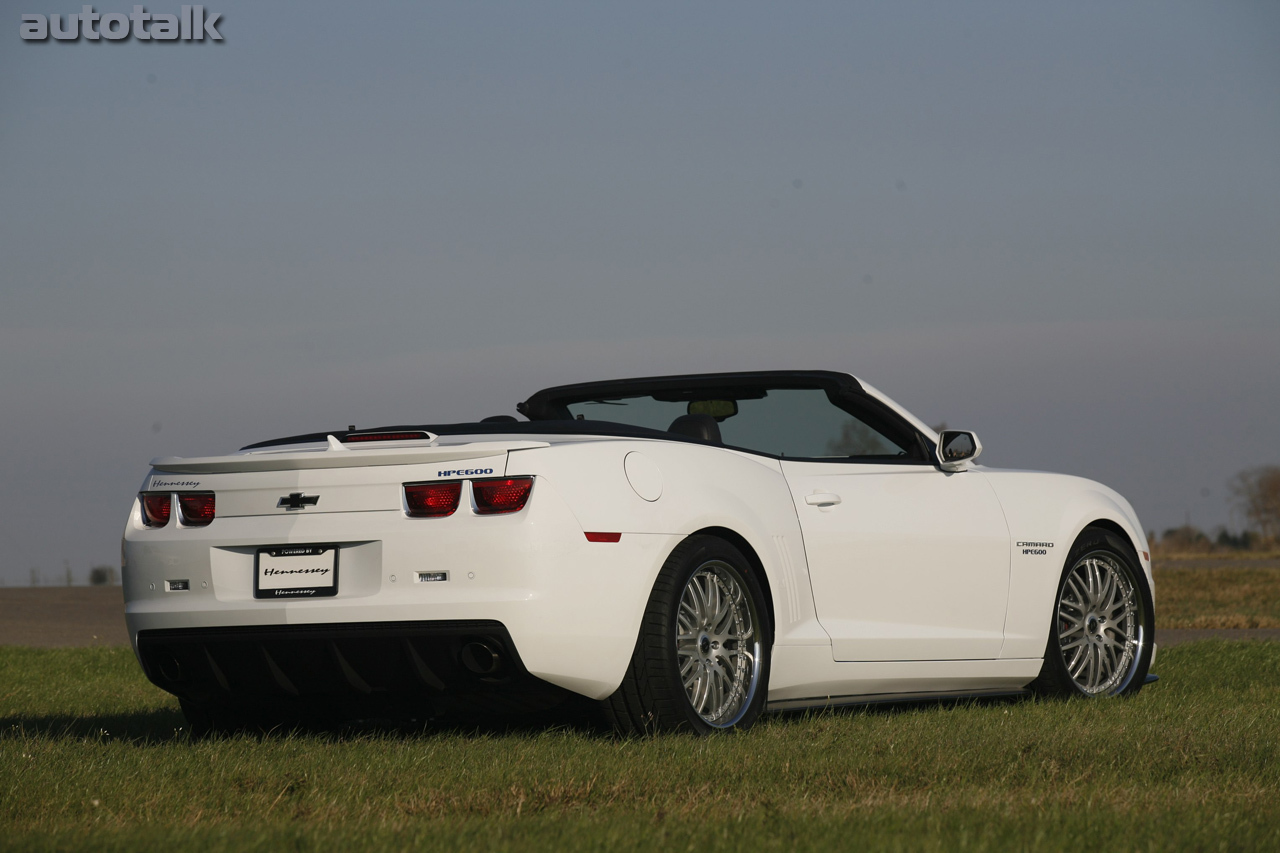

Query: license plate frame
[254,545,339,599]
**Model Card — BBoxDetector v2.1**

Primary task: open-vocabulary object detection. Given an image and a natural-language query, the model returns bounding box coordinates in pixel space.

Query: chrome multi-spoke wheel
[675,561,762,727]
[1034,527,1154,699]
[1057,551,1144,695]
[602,535,771,735]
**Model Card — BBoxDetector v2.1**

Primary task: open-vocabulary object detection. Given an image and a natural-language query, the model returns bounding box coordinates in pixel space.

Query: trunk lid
[150,437,548,474]
[144,437,548,518]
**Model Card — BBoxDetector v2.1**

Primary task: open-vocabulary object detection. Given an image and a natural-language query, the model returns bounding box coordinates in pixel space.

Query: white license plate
[254,545,338,599]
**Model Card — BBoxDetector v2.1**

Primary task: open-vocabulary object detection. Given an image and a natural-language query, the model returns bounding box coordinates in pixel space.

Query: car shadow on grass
[1,699,613,744]
[1,694,1044,745]
[768,690,1034,726]
[1,708,191,743]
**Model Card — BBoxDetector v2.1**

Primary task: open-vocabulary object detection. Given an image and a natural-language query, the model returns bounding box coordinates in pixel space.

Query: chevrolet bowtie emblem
[278,492,320,510]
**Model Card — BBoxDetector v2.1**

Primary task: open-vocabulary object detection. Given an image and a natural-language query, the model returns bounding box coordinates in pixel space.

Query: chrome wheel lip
[675,560,762,728]
[1057,550,1145,696]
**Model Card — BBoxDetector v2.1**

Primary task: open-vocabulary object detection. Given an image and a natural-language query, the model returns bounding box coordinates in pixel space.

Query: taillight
[405,481,463,517]
[141,493,171,527]
[472,477,534,515]
[178,492,216,526]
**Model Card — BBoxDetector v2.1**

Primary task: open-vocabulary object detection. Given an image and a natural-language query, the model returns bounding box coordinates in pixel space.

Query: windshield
[566,387,915,459]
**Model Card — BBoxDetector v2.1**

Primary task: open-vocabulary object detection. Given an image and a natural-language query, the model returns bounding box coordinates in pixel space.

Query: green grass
[1154,561,1280,628]
[3,643,1279,851]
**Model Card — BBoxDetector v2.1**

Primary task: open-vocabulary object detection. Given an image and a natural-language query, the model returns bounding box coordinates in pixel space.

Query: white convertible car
[122,371,1155,734]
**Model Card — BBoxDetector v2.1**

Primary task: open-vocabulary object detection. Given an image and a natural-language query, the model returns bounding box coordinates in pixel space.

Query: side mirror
[936,430,982,471]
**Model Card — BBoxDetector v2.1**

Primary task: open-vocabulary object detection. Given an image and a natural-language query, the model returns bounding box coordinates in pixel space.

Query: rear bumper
[136,620,573,720]
[122,477,680,701]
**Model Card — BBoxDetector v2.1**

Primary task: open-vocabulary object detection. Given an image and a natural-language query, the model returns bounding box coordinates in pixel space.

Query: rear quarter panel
[505,439,826,648]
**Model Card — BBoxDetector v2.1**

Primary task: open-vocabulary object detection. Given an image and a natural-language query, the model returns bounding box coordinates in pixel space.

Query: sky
[2,1,1278,585]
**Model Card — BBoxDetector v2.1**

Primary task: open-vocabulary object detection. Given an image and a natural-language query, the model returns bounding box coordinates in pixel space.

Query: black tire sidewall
[1041,528,1154,697]
[649,536,773,733]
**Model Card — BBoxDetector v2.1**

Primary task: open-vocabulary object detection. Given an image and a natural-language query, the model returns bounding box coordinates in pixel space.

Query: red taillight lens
[141,493,171,527]
[405,481,463,517]
[178,492,216,526]
[472,477,534,515]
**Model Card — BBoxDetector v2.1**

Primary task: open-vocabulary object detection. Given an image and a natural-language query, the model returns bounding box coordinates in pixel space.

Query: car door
[783,460,1011,662]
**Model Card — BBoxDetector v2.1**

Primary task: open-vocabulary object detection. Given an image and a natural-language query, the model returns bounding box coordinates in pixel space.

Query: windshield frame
[519,371,935,465]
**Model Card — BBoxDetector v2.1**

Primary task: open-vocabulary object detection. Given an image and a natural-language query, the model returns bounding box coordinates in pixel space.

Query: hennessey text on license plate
[254,546,338,598]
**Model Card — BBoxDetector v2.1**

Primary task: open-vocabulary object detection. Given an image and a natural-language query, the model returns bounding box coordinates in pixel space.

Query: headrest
[667,413,722,444]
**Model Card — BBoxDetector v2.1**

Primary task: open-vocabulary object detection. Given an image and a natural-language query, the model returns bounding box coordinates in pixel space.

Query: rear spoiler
[150,439,550,474]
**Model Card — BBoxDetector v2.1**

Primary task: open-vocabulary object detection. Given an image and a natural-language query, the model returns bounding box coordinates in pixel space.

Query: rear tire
[602,535,772,735]
[1031,526,1154,698]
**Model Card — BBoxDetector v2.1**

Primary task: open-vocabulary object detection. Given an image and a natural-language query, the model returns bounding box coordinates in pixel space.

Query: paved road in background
[1,588,1276,649]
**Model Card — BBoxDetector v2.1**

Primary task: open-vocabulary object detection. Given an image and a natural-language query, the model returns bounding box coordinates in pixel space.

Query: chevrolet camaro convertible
[122,371,1156,735]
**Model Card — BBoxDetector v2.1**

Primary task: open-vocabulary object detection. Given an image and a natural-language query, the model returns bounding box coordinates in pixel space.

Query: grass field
[1153,557,1280,629]
[3,641,1279,852]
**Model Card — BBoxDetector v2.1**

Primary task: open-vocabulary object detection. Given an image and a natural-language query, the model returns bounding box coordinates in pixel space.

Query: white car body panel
[120,373,1152,714]
[780,461,1010,662]
[979,469,1152,660]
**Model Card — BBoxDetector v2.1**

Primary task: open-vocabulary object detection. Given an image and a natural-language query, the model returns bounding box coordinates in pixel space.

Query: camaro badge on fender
[1017,541,1054,555]
[277,492,319,510]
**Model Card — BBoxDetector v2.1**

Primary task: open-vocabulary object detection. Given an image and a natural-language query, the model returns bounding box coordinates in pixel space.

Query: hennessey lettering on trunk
[436,468,494,477]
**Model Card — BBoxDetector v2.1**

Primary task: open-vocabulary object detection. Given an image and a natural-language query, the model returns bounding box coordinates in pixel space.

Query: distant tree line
[21,564,118,586]
[89,565,118,585]
[1155,525,1261,553]
[1231,465,1280,539]
[1154,465,1280,553]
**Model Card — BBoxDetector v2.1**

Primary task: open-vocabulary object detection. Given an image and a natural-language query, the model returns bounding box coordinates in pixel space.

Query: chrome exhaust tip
[459,641,502,675]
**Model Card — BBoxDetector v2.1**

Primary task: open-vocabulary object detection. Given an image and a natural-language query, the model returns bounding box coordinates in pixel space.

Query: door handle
[805,492,842,507]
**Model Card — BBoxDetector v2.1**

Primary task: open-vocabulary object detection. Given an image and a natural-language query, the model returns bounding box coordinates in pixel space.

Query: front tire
[602,535,772,735]
[1032,527,1154,698]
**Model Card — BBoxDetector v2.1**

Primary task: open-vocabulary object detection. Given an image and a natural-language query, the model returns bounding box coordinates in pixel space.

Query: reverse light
[141,493,171,527]
[472,477,534,515]
[178,492,216,527]
[404,481,463,517]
